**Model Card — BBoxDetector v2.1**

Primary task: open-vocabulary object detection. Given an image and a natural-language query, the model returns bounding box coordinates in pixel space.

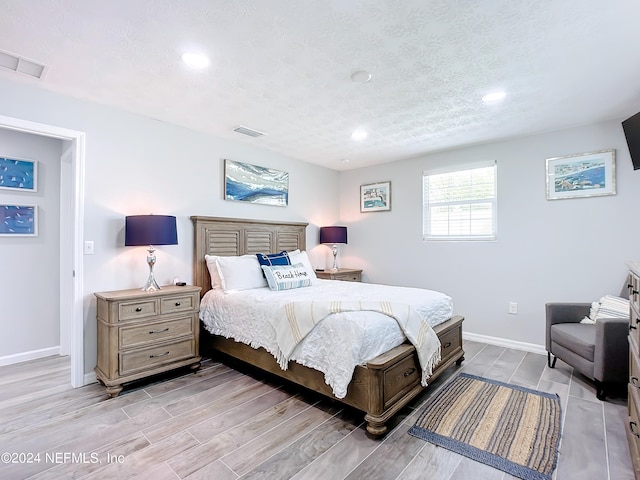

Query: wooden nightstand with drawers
[94,285,202,397]
[315,268,362,282]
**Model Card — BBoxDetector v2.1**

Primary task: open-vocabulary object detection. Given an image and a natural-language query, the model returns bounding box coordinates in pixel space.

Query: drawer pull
[443,342,452,349]
[632,377,640,388]
[149,328,170,334]
[634,290,639,296]
[631,421,640,438]
[175,302,181,306]
[631,324,637,331]
[149,351,170,359]
[135,307,142,312]
[404,367,416,377]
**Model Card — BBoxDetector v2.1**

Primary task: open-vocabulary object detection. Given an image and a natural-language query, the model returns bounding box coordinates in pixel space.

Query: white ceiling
[1,0,639,171]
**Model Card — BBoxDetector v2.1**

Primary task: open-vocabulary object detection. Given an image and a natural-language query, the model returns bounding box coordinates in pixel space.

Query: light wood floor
[0,340,634,480]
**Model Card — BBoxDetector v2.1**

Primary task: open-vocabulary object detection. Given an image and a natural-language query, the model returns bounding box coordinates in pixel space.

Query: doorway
[0,114,85,387]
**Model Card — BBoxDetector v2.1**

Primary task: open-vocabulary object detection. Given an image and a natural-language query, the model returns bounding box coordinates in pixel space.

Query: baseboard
[84,371,97,385]
[462,332,546,356]
[0,346,61,366]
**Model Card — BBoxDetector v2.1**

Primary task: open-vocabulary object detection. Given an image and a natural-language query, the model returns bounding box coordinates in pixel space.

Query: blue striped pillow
[261,263,312,291]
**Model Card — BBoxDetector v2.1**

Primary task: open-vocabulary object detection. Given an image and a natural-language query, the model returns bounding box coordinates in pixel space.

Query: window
[423,161,497,241]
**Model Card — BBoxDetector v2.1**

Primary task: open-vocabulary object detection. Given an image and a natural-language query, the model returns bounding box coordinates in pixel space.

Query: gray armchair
[546,302,629,400]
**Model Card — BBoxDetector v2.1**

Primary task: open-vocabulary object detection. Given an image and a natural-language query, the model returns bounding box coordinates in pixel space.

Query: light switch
[84,241,95,255]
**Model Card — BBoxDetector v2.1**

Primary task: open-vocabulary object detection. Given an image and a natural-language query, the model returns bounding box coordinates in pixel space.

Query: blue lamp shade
[319,226,347,244]
[125,215,178,246]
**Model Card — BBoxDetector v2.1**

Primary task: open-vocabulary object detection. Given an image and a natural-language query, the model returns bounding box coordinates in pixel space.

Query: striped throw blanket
[269,300,442,387]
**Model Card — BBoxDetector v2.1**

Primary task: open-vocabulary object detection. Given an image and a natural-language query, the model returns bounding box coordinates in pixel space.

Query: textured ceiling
[0,0,639,171]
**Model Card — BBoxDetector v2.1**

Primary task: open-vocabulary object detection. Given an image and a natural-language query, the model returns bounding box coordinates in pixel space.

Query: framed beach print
[361,181,391,212]
[0,204,38,236]
[546,149,615,200]
[224,159,289,207]
[0,156,37,192]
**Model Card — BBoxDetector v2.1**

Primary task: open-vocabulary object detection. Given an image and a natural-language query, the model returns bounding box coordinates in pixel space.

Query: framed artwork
[224,159,289,207]
[546,149,616,200]
[0,156,37,191]
[361,181,391,212]
[0,204,38,236]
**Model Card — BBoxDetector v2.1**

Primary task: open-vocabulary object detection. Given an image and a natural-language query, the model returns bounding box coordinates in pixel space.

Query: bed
[192,215,464,437]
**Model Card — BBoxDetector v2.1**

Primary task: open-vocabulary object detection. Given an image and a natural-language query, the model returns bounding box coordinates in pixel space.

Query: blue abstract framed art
[0,156,37,192]
[0,204,38,236]
[224,159,289,207]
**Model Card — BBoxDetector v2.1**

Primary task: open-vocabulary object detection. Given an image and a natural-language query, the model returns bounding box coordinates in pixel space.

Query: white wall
[3,70,636,370]
[0,129,62,356]
[0,76,340,374]
[339,120,640,347]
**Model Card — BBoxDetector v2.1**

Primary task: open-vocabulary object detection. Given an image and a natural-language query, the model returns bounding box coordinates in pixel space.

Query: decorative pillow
[216,255,267,291]
[262,263,312,291]
[288,250,317,282]
[256,251,291,268]
[581,295,629,324]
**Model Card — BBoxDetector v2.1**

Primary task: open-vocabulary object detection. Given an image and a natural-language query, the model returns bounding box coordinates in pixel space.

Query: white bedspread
[199,279,453,398]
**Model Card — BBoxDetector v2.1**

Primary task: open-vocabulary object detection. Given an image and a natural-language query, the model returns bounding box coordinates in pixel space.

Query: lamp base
[330,244,339,271]
[141,273,161,292]
[141,246,161,292]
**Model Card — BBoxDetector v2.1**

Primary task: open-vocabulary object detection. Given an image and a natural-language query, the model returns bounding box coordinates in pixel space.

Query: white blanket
[200,279,453,398]
[272,300,441,388]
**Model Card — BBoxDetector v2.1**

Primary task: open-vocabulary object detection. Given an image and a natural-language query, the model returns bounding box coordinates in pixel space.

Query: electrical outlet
[84,240,95,255]
[508,302,518,315]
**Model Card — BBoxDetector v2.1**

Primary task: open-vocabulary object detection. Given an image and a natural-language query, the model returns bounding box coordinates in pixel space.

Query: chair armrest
[594,317,629,383]
[545,303,591,350]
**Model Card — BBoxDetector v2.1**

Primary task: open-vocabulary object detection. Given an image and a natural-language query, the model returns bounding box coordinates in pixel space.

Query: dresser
[94,285,202,397]
[627,262,640,479]
[315,268,362,282]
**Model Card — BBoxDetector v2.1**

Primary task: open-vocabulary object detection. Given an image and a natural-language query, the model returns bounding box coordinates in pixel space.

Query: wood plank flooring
[0,340,633,480]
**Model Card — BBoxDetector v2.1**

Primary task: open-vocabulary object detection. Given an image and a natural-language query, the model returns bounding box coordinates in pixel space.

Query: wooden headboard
[191,216,308,295]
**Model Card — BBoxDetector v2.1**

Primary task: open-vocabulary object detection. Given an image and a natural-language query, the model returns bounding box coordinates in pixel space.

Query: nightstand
[315,268,362,282]
[94,285,202,397]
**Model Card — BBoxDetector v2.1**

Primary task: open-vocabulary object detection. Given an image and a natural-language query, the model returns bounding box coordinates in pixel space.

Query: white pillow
[262,263,312,291]
[288,250,317,282]
[204,254,224,289]
[215,255,267,291]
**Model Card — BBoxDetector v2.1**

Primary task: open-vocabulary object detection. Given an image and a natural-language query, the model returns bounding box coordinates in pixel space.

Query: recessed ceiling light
[351,129,368,141]
[482,91,506,104]
[181,52,210,69]
[351,70,372,83]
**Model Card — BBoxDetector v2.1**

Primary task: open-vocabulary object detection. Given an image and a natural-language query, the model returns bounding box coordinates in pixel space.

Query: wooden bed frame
[191,215,464,437]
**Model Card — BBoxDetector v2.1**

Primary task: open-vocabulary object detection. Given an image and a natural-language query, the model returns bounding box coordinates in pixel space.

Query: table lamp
[319,226,347,271]
[125,214,178,292]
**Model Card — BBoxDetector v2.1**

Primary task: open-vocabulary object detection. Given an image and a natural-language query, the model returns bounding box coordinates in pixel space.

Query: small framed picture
[361,181,391,212]
[546,149,615,200]
[0,204,38,236]
[0,156,37,192]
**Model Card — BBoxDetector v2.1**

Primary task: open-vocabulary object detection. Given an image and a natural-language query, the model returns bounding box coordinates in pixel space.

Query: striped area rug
[409,373,561,480]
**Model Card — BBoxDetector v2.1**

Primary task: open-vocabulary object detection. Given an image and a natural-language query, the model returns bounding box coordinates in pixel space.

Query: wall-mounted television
[623,111,640,170]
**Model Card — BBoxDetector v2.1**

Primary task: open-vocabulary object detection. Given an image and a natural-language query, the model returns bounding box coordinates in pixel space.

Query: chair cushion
[550,323,596,362]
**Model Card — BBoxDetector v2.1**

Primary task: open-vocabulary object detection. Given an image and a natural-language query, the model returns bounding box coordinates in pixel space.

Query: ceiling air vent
[0,49,47,79]
[233,125,266,138]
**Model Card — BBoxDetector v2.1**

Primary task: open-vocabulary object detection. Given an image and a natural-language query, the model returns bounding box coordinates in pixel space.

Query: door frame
[0,114,86,387]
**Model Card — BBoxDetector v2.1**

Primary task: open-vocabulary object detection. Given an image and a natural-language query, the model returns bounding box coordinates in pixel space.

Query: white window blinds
[423,161,497,241]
